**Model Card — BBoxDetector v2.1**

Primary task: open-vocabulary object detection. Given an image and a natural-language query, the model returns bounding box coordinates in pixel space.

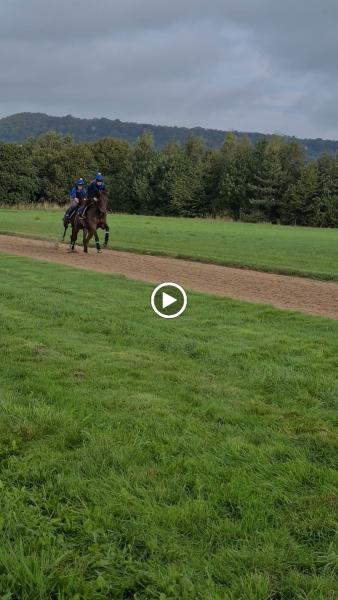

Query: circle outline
[151,282,188,319]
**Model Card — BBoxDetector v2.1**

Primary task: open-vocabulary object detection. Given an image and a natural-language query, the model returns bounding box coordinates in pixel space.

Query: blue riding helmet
[96,174,104,182]
[76,177,85,186]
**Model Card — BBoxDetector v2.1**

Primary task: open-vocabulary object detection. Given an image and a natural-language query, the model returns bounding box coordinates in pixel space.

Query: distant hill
[1,112,338,160]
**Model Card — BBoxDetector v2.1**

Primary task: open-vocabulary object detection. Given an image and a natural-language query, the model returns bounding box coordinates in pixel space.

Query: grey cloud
[1,1,338,138]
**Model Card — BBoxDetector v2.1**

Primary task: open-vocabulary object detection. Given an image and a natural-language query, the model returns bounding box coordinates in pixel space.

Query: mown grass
[0,253,337,599]
[1,209,338,279]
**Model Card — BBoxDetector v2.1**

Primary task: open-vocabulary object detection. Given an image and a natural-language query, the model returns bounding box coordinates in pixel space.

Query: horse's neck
[88,202,104,218]
[97,196,107,212]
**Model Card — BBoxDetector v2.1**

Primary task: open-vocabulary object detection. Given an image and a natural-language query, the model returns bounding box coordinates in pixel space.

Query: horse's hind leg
[104,224,110,248]
[70,226,78,251]
[94,231,102,253]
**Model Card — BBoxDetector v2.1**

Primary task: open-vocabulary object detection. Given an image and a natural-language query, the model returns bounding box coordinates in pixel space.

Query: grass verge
[1,209,338,280]
[0,254,337,598]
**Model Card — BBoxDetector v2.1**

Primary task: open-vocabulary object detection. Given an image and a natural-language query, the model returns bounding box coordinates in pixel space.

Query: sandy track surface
[0,234,338,319]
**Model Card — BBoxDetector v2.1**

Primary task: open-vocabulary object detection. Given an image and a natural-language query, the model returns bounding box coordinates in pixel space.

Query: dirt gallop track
[1,234,338,319]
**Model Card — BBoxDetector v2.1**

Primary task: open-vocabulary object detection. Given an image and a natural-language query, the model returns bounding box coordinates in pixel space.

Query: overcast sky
[1,1,337,138]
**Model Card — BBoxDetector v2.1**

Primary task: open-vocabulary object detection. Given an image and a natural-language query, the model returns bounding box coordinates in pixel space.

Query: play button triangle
[162,291,177,309]
[151,283,187,319]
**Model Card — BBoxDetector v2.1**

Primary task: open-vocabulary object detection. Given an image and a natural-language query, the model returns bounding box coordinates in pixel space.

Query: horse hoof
[97,250,102,254]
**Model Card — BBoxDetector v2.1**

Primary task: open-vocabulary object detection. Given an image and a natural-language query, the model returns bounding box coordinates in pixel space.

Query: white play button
[151,282,188,319]
[162,292,177,309]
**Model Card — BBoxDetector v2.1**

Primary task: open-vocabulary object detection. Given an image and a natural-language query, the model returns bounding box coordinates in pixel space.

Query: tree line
[1,131,338,227]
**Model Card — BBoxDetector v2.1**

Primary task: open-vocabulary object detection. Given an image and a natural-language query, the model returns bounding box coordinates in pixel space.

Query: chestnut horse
[70,190,110,253]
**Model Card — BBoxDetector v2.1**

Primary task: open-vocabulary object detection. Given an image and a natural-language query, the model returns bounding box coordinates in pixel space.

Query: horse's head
[94,189,108,216]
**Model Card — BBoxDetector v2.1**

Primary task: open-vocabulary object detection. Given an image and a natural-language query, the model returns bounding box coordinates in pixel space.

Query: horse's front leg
[94,230,102,253]
[70,225,78,251]
[82,227,87,251]
[83,228,94,253]
[104,224,110,248]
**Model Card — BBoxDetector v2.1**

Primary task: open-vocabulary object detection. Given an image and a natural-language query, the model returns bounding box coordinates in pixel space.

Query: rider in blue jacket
[76,173,107,219]
[87,173,106,198]
[65,178,87,219]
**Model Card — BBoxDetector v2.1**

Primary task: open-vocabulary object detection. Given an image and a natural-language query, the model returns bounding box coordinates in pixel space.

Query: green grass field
[1,209,338,279]
[0,254,337,599]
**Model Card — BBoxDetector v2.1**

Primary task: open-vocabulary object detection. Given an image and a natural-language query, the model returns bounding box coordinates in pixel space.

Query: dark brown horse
[70,190,110,253]
[62,196,87,242]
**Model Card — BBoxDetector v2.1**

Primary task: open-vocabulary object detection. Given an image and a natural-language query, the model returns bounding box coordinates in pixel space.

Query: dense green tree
[0,142,38,204]
[153,141,204,216]
[279,138,305,185]
[130,132,158,213]
[217,134,252,220]
[287,154,338,227]
[248,139,284,223]
[25,132,77,203]
[89,138,132,211]
[278,138,306,224]
[287,163,320,226]
[0,130,337,227]
[184,135,206,165]
[315,155,338,226]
